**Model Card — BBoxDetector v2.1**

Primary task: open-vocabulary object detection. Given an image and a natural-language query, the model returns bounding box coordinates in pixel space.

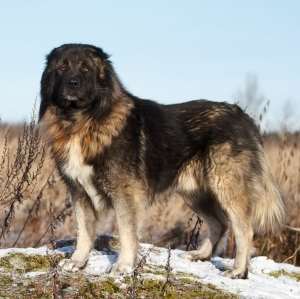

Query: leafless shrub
[33,195,72,247]
[0,111,46,244]
[126,249,150,299]
[234,73,268,124]
[0,111,72,249]
[185,216,203,251]
[11,174,51,247]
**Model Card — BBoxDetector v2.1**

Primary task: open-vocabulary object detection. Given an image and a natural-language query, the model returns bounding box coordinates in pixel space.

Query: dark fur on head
[39,43,125,121]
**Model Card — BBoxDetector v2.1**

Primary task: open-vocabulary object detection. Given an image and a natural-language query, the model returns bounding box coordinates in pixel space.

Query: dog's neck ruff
[41,97,133,163]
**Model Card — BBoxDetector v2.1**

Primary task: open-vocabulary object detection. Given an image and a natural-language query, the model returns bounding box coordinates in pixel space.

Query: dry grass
[254,133,300,265]
[0,119,299,266]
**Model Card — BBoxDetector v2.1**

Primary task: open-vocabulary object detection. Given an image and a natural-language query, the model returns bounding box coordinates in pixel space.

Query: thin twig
[12,174,52,247]
[284,225,300,233]
[33,198,72,247]
[186,215,203,251]
[160,245,172,296]
[127,249,151,299]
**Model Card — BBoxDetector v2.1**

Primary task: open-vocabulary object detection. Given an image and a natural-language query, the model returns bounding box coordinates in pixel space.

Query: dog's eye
[57,64,68,72]
[81,65,89,73]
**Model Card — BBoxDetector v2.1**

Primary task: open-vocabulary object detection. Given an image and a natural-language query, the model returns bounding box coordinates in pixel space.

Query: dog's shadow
[210,257,232,272]
[54,235,119,261]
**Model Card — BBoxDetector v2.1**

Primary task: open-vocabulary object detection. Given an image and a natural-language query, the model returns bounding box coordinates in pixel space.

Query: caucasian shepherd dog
[39,43,285,279]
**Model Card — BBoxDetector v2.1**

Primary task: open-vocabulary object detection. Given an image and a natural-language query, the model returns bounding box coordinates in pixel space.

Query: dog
[39,43,285,279]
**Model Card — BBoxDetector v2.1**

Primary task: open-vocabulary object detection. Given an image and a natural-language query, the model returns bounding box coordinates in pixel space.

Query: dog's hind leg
[209,174,253,279]
[211,204,229,257]
[213,227,229,257]
[59,194,97,272]
[203,142,258,279]
[223,206,253,279]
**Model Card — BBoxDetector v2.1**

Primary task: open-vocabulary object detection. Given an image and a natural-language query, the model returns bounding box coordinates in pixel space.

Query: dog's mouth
[64,95,79,102]
[59,94,91,111]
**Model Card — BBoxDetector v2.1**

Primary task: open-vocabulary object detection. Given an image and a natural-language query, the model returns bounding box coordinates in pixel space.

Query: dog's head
[39,44,121,120]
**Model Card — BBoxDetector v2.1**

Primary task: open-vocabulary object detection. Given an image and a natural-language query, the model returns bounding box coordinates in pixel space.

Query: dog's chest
[63,138,91,182]
[62,138,102,209]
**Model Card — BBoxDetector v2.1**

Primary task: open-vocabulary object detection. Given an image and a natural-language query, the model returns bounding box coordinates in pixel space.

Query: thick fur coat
[39,43,285,278]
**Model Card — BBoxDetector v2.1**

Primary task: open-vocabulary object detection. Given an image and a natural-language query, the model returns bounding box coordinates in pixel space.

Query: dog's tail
[251,149,285,234]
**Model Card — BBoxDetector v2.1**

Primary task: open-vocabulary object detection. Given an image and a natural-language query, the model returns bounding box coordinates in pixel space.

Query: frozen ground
[0,242,299,298]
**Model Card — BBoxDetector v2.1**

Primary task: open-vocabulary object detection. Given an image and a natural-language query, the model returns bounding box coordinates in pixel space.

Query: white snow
[1,243,299,299]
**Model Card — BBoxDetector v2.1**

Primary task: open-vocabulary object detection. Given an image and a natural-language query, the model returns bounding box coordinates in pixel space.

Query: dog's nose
[68,78,80,88]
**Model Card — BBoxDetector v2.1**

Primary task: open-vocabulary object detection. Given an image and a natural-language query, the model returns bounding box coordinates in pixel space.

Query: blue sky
[0,1,299,129]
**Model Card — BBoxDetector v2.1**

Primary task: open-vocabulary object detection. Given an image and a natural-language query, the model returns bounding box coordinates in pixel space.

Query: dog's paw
[180,249,211,262]
[223,268,248,279]
[180,240,212,262]
[180,252,211,262]
[58,258,86,272]
[110,261,134,276]
[180,252,198,261]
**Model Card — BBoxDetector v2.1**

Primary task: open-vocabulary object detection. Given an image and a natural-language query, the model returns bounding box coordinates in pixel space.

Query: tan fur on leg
[207,143,254,278]
[111,197,139,274]
[223,210,253,279]
[59,197,97,272]
[213,229,228,257]
[183,237,213,261]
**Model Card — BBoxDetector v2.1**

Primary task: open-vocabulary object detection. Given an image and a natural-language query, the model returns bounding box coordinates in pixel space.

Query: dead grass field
[0,122,299,265]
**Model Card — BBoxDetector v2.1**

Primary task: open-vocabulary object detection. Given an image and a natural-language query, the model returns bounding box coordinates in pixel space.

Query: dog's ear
[93,46,110,61]
[91,46,125,102]
[94,57,107,80]
[39,59,56,121]
[91,46,111,81]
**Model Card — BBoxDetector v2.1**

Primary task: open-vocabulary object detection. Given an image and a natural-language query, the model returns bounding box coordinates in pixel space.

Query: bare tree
[234,73,270,131]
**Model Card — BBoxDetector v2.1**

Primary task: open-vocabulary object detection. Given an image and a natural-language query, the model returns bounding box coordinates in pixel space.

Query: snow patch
[0,244,299,298]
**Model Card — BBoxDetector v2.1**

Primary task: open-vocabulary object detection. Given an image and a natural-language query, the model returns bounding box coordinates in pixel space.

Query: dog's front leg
[59,195,97,272]
[111,197,138,274]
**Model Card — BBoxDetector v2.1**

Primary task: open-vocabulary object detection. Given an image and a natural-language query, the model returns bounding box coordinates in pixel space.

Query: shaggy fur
[39,43,285,278]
